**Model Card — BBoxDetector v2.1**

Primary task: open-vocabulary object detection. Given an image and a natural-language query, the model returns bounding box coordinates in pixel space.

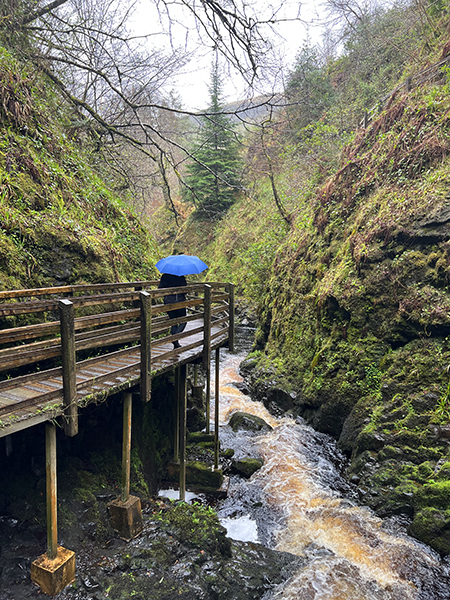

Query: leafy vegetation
[0,48,159,290]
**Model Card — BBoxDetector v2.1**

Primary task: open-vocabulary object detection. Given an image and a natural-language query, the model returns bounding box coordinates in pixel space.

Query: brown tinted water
[213,341,450,600]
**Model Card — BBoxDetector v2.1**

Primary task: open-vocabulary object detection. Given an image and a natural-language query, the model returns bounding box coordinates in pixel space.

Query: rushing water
[211,327,450,600]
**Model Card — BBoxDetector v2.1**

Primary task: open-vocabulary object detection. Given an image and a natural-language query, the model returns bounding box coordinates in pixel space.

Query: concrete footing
[108,495,143,540]
[31,546,75,596]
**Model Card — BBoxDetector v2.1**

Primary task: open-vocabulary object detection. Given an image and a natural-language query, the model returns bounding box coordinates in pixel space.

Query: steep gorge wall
[245,82,450,554]
[0,48,159,291]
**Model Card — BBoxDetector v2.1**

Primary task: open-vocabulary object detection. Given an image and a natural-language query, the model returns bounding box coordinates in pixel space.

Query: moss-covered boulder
[409,508,450,556]
[231,457,264,478]
[166,461,224,492]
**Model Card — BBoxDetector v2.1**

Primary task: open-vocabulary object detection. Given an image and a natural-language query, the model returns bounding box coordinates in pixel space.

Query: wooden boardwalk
[0,280,234,439]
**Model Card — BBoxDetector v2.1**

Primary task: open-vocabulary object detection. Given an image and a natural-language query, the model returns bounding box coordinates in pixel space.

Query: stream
[211,327,450,600]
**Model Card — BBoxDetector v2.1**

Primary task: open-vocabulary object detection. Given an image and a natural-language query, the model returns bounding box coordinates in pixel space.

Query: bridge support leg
[214,348,220,470]
[108,392,143,540]
[179,364,187,501]
[174,367,180,462]
[205,366,211,434]
[31,424,75,596]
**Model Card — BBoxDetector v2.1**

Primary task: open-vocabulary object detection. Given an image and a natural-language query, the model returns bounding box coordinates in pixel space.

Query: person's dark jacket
[158,273,187,319]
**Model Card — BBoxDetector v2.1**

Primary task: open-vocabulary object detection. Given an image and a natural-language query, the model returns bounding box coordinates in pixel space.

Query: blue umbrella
[155,254,208,276]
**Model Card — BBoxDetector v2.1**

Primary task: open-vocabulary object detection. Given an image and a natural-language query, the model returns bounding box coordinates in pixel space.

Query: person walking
[155,254,209,350]
[158,272,187,349]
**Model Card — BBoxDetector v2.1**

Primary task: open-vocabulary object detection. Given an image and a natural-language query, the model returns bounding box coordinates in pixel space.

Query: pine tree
[184,59,243,218]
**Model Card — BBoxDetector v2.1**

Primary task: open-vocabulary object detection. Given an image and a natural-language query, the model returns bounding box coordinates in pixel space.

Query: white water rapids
[210,342,450,600]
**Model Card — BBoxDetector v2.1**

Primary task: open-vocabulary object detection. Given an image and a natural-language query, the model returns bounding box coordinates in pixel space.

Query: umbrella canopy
[155,254,208,276]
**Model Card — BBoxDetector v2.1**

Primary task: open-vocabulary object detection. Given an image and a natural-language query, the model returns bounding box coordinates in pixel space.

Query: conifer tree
[184,59,243,218]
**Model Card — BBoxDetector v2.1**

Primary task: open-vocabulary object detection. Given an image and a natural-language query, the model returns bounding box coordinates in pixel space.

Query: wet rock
[166,461,224,492]
[228,412,272,433]
[187,405,207,432]
[239,357,259,377]
[265,386,296,412]
[232,381,251,395]
[231,458,264,479]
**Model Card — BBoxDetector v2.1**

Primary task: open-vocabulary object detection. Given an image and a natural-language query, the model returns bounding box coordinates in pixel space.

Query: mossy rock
[156,501,232,557]
[378,445,404,461]
[231,457,264,478]
[409,507,450,555]
[355,430,386,454]
[414,481,450,510]
[228,411,272,432]
[166,461,223,491]
[437,462,450,480]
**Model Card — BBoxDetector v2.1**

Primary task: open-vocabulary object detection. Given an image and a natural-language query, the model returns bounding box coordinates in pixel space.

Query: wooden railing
[0,280,234,436]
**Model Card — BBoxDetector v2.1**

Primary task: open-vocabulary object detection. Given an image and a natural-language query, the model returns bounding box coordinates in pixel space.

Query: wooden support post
[31,425,76,596]
[206,368,211,435]
[203,285,212,434]
[179,363,187,501]
[107,391,143,540]
[121,392,132,503]
[214,347,220,470]
[140,291,152,403]
[194,364,198,386]
[59,299,78,437]
[174,367,180,463]
[226,283,235,353]
[46,424,58,559]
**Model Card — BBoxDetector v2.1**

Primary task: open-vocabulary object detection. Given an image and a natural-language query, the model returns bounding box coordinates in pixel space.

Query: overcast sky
[130,0,325,111]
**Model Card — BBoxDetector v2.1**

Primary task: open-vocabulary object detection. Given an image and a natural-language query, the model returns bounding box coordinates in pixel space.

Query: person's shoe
[173,341,181,349]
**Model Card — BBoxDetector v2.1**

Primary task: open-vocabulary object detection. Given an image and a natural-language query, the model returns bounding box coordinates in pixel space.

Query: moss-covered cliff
[237,74,450,554]
[0,48,159,290]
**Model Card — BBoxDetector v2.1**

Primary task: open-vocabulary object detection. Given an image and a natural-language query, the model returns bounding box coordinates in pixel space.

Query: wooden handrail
[0,280,234,441]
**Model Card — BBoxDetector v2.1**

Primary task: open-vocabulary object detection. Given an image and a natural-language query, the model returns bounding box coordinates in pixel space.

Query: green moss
[437,462,450,480]
[415,481,450,510]
[155,501,231,557]
[409,507,450,555]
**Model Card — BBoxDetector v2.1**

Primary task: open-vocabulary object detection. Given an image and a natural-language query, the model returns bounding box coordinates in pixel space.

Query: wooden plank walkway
[0,319,228,438]
[0,280,234,439]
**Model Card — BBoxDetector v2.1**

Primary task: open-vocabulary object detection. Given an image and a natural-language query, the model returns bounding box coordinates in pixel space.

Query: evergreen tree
[184,60,243,218]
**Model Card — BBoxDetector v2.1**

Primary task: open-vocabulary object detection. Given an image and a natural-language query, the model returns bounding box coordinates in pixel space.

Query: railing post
[140,291,152,403]
[226,283,235,353]
[46,423,58,559]
[214,347,220,470]
[179,363,187,501]
[203,285,212,434]
[121,392,132,503]
[59,299,78,437]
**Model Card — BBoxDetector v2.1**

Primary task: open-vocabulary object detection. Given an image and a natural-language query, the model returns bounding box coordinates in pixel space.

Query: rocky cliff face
[248,82,450,554]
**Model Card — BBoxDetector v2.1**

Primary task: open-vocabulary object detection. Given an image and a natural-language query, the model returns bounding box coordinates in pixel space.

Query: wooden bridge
[0,279,234,595]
